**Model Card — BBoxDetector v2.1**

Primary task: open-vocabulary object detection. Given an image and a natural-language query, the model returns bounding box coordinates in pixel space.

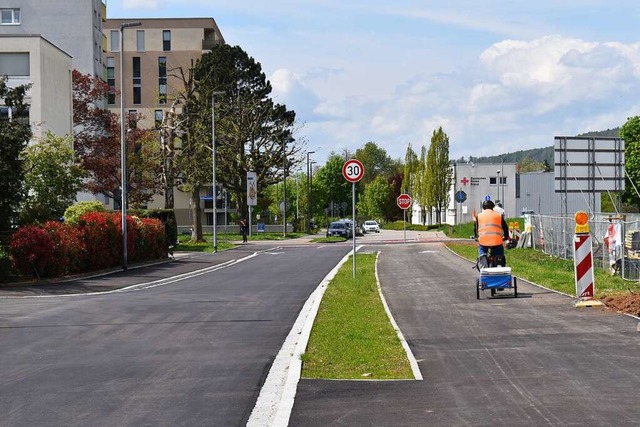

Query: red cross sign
[461,177,469,185]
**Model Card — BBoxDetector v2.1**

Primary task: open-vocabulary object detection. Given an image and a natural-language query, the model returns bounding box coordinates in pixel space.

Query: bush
[129,209,178,246]
[10,225,55,278]
[10,211,169,279]
[64,201,106,225]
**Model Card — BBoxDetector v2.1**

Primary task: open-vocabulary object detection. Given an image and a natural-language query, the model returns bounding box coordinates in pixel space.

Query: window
[1,8,20,25]
[499,177,507,185]
[162,30,171,51]
[155,110,163,129]
[128,110,138,129]
[0,53,29,76]
[132,57,141,104]
[158,57,167,104]
[136,30,145,52]
[106,57,115,105]
[110,30,119,52]
[489,177,497,185]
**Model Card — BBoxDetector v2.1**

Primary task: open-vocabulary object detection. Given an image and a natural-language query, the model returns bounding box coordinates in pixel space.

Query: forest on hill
[457,128,620,169]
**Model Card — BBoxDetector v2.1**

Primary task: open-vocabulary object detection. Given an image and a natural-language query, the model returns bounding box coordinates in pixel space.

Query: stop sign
[397,193,412,210]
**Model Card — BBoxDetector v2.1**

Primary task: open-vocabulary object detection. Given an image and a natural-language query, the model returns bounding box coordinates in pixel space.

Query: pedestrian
[240,218,248,243]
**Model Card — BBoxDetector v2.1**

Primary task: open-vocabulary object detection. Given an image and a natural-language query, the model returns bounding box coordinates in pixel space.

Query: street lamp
[306,151,315,232]
[120,21,141,271]
[211,91,224,253]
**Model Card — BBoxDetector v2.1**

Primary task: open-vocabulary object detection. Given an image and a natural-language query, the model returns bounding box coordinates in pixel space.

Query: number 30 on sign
[342,159,365,183]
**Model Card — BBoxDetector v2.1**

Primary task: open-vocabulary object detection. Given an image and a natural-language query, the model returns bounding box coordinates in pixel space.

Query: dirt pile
[601,293,640,317]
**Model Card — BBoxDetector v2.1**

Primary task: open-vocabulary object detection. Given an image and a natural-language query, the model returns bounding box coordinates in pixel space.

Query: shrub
[129,209,178,246]
[10,225,55,278]
[64,201,106,225]
[41,221,86,276]
[79,211,121,270]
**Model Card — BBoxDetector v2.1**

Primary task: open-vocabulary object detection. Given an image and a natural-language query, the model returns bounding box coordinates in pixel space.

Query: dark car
[326,221,351,239]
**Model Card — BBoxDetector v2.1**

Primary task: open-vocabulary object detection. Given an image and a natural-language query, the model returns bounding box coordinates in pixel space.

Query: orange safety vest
[477,209,503,246]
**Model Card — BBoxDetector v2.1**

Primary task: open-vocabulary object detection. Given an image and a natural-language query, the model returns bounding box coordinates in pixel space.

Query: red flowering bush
[10,211,169,279]
[10,226,55,278]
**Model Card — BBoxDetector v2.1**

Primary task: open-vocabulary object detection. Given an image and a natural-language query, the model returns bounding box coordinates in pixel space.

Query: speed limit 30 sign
[397,193,412,210]
[342,159,365,183]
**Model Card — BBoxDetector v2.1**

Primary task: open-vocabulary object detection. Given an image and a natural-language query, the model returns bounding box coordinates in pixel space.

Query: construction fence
[525,214,640,281]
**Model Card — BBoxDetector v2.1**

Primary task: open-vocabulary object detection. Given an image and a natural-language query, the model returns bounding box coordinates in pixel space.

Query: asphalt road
[290,242,640,426]
[0,244,350,426]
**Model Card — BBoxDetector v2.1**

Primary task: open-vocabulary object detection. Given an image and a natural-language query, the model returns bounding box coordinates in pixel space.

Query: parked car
[326,221,352,239]
[363,220,380,233]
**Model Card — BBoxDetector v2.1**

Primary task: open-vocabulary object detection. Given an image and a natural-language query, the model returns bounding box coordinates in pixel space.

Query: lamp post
[119,21,141,271]
[211,91,224,253]
[306,151,315,232]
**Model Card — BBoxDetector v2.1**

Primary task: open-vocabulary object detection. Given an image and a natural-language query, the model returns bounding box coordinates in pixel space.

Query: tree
[174,45,301,241]
[620,116,640,209]
[426,127,453,224]
[72,70,163,208]
[354,142,397,186]
[518,157,545,173]
[312,154,353,220]
[357,175,390,220]
[416,145,431,225]
[20,132,86,224]
[0,77,31,232]
[402,144,419,222]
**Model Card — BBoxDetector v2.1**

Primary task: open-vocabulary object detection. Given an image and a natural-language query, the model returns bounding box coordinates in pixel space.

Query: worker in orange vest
[474,199,510,267]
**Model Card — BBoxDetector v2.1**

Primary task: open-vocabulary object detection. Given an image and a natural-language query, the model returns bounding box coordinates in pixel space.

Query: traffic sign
[342,159,365,183]
[455,190,467,203]
[397,193,412,210]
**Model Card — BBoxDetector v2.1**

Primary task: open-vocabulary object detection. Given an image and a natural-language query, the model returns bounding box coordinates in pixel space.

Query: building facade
[0,0,106,78]
[0,34,72,139]
[102,18,225,228]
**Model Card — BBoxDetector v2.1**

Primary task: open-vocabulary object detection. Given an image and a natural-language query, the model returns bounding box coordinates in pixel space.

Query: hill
[461,128,620,168]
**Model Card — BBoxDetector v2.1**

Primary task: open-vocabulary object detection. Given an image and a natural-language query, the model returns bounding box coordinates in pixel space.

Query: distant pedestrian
[240,218,248,243]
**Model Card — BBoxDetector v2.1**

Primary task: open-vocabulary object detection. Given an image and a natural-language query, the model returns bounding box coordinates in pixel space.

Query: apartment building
[0,34,73,139]
[0,0,106,78]
[102,18,225,227]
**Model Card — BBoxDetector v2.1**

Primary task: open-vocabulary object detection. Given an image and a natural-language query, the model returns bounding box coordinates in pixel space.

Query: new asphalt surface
[2,230,639,426]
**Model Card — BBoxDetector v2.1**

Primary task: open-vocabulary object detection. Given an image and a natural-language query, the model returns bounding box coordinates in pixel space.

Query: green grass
[310,236,347,243]
[301,253,414,379]
[446,242,640,297]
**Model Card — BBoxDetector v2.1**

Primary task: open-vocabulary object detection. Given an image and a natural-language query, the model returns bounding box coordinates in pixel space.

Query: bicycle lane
[289,242,640,426]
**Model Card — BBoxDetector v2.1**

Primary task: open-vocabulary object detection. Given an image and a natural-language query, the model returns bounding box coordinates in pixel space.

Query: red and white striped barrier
[572,211,602,307]
[573,233,594,298]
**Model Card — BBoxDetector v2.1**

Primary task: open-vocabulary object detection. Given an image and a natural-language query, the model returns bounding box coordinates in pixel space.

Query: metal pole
[283,145,287,237]
[352,182,356,278]
[119,21,141,271]
[403,208,406,243]
[211,91,224,253]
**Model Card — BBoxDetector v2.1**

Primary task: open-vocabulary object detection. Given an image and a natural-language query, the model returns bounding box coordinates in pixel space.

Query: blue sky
[107,0,640,165]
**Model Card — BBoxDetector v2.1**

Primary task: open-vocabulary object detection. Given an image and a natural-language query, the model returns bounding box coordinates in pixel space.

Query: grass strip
[301,253,414,380]
[446,242,640,297]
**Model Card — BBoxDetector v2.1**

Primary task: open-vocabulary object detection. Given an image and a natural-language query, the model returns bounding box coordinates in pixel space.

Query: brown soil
[601,293,640,317]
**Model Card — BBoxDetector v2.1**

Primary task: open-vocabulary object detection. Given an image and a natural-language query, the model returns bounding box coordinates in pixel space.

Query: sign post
[397,193,412,243]
[343,159,364,278]
[247,171,257,237]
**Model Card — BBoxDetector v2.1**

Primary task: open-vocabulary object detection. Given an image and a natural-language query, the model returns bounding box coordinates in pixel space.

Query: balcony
[202,29,222,51]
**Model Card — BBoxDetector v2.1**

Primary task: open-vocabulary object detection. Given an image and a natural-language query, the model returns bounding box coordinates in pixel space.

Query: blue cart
[476,266,518,299]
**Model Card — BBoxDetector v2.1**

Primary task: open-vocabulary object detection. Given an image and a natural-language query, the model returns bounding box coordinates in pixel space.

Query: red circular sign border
[342,159,365,183]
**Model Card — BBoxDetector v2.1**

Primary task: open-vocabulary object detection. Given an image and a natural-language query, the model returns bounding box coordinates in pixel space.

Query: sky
[107,0,640,166]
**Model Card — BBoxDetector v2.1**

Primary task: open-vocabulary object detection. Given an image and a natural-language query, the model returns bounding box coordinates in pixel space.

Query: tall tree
[20,132,86,224]
[0,77,31,232]
[416,145,431,225]
[174,45,300,240]
[354,141,396,186]
[426,127,453,224]
[620,116,640,209]
[72,70,163,209]
[402,144,419,222]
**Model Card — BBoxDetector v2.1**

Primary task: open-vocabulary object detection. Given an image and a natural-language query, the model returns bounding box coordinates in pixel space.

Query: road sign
[342,159,365,183]
[455,190,467,203]
[397,193,412,210]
